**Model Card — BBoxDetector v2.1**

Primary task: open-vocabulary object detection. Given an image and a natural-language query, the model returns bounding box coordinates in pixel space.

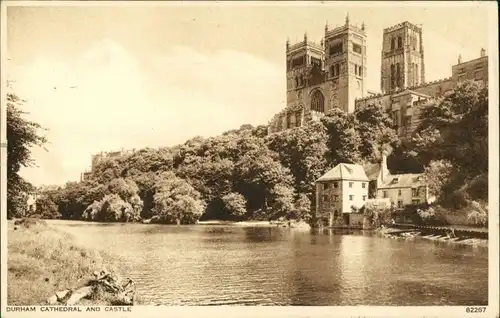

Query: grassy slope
[7,220,128,306]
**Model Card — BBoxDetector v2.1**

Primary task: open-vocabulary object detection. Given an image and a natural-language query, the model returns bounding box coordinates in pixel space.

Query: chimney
[380,151,389,183]
[480,48,486,57]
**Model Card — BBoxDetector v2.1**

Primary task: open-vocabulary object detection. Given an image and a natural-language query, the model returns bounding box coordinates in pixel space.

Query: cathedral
[268,15,489,137]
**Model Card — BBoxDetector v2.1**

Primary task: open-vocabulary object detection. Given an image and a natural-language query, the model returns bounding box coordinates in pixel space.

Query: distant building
[26,191,39,213]
[80,171,92,182]
[315,163,369,227]
[269,17,488,138]
[363,152,430,208]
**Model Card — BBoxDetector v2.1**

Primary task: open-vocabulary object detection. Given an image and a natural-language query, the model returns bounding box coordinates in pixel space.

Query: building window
[415,64,419,86]
[362,183,366,189]
[397,36,402,49]
[333,182,338,188]
[390,64,396,89]
[335,64,340,76]
[349,195,354,201]
[398,189,402,196]
[412,188,419,197]
[323,183,330,190]
[391,38,395,51]
[323,195,329,202]
[353,43,362,54]
[310,90,325,113]
[383,191,388,198]
[397,200,403,208]
[349,182,354,188]
[396,63,401,88]
[412,199,420,205]
[330,42,343,56]
[363,195,366,201]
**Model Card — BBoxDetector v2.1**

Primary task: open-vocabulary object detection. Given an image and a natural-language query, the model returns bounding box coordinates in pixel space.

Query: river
[50,220,488,306]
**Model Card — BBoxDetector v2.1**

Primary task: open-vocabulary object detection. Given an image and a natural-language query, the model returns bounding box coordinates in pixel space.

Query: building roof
[362,162,381,181]
[379,173,425,189]
[317,163,370,182]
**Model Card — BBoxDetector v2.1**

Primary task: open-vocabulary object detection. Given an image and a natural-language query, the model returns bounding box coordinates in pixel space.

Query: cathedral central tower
[380,22,426,94]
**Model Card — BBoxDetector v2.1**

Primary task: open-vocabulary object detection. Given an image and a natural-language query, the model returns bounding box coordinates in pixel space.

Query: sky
[5,2,492,186]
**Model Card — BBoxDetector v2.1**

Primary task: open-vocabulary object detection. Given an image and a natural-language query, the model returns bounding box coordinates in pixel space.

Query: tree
[7,93,47,218]
[354,103,399,162]
[320,108,362,165]
[221,192,247,218]
[266,121,328,196]
[152,172,206,224]
[423,160,454,200]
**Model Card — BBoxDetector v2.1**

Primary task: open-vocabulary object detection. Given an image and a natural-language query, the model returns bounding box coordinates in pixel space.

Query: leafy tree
[6,93,47,218]
[423,160,454,200]
[320,108,362,165]
[152,172,206,224]
[266,121,328,196]
[221,192,247,218]
[294,193,312,221]
[354,103,399,162]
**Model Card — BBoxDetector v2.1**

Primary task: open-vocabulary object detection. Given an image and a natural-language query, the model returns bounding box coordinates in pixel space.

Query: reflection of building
[315,163,369,226]
[269,17,488,137]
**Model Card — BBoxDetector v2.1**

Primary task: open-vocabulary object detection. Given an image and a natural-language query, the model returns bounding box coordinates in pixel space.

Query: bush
[221,192,247,218]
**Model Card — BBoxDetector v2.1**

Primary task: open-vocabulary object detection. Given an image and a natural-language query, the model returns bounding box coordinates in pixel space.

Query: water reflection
[49,221,488,306]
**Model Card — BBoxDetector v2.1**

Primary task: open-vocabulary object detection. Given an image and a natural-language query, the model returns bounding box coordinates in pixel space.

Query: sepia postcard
[1,1,499,317]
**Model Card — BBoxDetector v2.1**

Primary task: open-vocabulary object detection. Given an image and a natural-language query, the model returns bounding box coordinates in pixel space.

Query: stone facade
[269,16,489,137]
[315,163,370,227]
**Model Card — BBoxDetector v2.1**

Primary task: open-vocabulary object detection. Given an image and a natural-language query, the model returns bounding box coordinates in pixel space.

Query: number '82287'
[465,307,486,313]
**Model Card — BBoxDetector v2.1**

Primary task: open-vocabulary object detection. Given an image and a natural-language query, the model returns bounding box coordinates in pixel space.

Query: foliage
[33,195,61,219]
[466,201,488,227]
[321,108,362,165]
[221,192,247,218]
[362,200,393,228]
[423,160,454,199]
[32,79,489,227]
[151,172,205,224]
[354,103,399,162]
[7,93,47,218]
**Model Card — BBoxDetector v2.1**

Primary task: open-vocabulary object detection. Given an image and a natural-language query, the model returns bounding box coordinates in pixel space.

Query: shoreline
[7,219,139,306]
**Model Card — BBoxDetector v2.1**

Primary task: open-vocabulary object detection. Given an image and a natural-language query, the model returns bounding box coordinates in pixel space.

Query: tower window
[330,42,343,56]
[335,64,340,76]
[396,63,401,88]
[353,43,362,54]
[397,36,403,49]
[310,90,325,113]
[391,38,395,51]
[390,64,396,89]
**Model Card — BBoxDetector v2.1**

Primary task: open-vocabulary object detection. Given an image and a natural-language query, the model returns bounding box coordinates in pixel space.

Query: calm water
[51,221,488,306]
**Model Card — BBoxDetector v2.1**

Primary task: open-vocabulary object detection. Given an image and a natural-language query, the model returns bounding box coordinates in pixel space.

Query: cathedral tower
[323,14,367,113]
[286,33,325,104]
[380,22,425,94]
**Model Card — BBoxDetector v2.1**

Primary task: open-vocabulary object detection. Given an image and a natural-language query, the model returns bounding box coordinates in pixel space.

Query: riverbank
[7,219,138,306]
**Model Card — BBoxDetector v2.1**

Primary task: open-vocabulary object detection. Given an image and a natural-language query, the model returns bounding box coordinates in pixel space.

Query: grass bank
[7,218,136,306]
